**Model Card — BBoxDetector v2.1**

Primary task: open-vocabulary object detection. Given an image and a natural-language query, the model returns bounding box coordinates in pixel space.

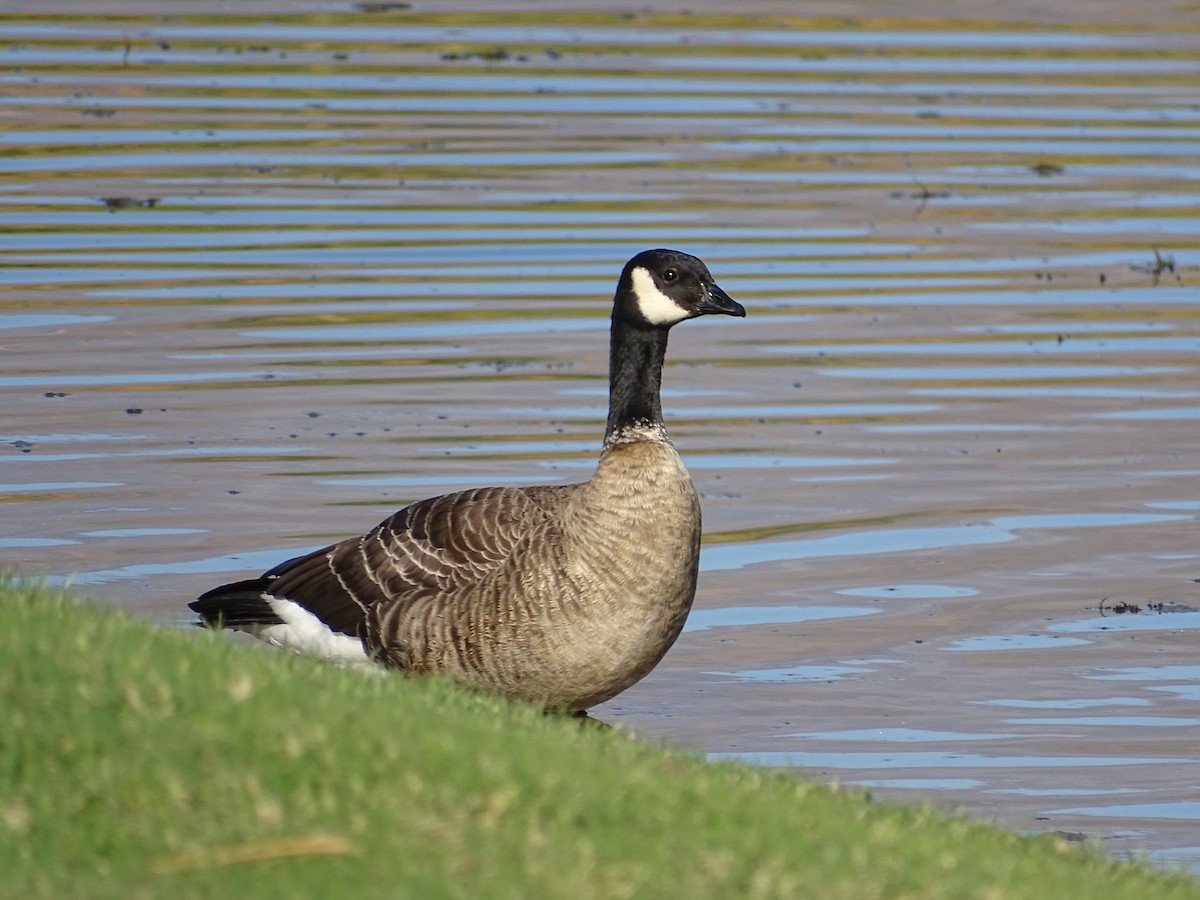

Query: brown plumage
[190,249,744,711]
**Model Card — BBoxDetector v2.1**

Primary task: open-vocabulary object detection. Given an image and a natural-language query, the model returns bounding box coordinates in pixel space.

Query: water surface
[3,0,1198,872]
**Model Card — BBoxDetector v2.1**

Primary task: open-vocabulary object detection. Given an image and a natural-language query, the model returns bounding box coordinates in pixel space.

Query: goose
[190,249,745,711]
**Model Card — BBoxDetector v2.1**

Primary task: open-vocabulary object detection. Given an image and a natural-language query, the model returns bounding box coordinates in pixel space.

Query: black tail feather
[189,578,281,629]
[189,545,366,638]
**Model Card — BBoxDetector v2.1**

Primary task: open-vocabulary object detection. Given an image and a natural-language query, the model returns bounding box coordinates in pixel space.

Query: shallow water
[3,0,1199,872]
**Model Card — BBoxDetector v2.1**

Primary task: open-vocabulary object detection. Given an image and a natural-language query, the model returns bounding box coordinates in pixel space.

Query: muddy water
[3,1,1199,871]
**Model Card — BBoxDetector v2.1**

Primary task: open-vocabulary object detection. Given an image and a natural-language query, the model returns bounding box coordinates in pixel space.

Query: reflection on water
[700,513,1188,572]
[990,787,1145,797]
[850,778,984,791]
[2,446,314,465]
[1050,612,1200,634]
[0,314,114,329]
[80,528,207,538]
[3,2,1198,872]
[0,22,1143,48]
[0,481,123,493]
[42,546,324,586]
[1086,666,1200,682]
[1099,407,1200,420]
[915,386,1200,399]
[836,583,979,599]
[709,664,875,683]
[711,751,1187,769]
[779,339,1198,358]
[0,371,281,388]
[792,727,1015,742]
[1,537,79,548]
[244,318,605,341]
[1051,802,1200,821]
[683,605,877,633]
[1007,717,1199,728]
[319,473,564,488]
[976,698,1150,709]
[945,634,1091,651]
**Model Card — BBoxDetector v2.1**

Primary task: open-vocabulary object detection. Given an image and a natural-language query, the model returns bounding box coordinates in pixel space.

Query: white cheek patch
[629,266,690,326]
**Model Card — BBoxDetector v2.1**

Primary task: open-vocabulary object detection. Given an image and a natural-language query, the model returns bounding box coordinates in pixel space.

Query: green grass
[2,577,1197,899]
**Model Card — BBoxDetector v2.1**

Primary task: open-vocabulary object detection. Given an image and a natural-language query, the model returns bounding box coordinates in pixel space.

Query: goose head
[614,249,745,328]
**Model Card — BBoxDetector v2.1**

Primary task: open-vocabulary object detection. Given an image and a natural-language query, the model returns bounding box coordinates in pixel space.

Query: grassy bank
[2,578,1196,899]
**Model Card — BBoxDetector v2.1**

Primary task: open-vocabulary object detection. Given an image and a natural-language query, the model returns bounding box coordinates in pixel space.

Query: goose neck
[605,317,670,446]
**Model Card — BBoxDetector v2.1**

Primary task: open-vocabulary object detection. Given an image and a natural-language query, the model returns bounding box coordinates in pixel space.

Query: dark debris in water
[440,48,528,63]
[890,189,952,201]
[1089,599,1199,616]
[100,197,159,211]
[1131,248,1180,286]
[355,1,411,10]
[1030,162,1065,176]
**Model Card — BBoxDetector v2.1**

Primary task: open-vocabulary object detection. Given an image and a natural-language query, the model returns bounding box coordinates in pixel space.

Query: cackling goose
[190,249,745,711]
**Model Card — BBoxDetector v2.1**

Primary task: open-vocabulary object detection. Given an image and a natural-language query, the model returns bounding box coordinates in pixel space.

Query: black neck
[605,316,670,443]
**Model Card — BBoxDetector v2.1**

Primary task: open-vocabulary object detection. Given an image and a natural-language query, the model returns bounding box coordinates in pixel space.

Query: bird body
[191,249,743,711]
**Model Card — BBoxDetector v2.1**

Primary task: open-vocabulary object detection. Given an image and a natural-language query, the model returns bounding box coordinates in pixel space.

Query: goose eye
[662,269,678,283]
